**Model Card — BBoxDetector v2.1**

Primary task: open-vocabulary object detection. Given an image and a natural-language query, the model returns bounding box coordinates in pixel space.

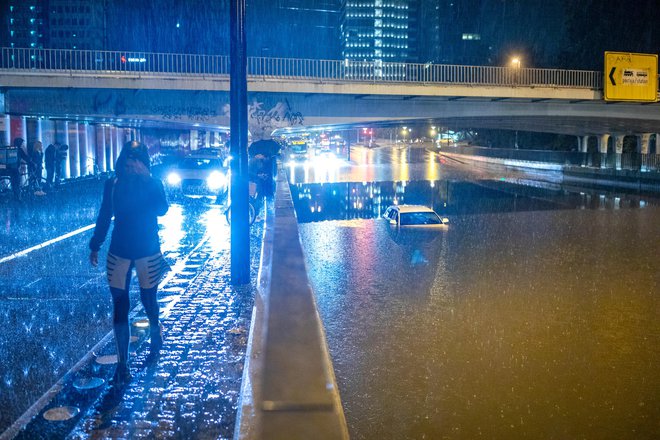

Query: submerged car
[383,205,449,227]
[165,156,228,200]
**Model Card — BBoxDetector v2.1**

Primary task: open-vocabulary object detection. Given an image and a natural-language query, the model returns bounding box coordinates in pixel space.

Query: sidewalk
[7,219,264,439]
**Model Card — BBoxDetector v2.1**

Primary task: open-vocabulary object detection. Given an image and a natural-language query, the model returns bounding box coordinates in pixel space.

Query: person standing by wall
[89,141,170,389]
[44,143,58,189]
[30,140,45,195]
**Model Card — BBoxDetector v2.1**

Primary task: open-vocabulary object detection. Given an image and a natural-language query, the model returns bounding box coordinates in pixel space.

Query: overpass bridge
[1,47,659,178]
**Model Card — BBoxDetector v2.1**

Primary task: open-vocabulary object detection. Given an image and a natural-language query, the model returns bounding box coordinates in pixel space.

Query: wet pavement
[295,147,660,439]
[2,146,658,439]
[0,177,263,439]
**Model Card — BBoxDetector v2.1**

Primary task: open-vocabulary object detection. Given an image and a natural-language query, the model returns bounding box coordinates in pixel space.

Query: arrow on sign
[609,67,616,86]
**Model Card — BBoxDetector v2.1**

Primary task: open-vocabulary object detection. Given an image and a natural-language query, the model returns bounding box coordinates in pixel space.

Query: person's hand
[89,250,99,267]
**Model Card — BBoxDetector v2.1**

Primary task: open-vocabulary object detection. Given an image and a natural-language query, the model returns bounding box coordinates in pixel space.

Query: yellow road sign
[604,52,658,102]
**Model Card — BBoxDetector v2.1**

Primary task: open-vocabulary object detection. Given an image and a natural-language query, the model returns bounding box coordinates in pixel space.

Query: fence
[1,47,604,89]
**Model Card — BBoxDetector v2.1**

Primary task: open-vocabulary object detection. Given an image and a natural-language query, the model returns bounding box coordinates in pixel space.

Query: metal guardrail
[1,47,604,89]
[449,145,660,172]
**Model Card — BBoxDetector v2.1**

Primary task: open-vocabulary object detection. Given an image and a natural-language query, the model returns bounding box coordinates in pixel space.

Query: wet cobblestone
[13,219,263,440]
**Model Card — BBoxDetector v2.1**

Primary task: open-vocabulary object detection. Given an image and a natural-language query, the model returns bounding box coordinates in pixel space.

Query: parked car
[383,205,449,227]
[165,156,228,200]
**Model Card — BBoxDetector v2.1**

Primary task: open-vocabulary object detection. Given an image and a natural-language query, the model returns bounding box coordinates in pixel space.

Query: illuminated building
[46,0,105,49]
[340,0,416,64]
[5,2,46,49]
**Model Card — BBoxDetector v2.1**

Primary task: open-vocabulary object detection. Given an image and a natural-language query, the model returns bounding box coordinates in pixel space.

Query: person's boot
[109,362,132,390]
[146,323,163,364]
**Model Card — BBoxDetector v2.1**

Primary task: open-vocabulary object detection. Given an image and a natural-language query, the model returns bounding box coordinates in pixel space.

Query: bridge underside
[3,87,660,137]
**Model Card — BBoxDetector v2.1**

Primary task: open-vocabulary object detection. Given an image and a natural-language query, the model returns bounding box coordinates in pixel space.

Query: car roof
[392,204,436,214]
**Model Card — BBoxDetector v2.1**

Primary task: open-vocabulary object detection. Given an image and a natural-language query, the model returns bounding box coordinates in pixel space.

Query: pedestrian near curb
[89,140,170,389]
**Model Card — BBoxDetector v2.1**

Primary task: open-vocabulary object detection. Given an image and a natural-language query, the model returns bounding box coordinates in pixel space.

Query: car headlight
[206,170,227,190]
[166,171,181,186]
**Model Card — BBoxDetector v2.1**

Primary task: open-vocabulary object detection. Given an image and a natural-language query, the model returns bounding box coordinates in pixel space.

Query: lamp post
[511,57,521,85]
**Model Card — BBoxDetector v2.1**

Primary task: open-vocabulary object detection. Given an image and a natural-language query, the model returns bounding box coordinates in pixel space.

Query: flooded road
[295,147,660,439]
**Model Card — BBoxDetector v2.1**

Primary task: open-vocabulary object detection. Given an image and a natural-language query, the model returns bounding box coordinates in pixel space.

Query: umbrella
[248,139,281,158]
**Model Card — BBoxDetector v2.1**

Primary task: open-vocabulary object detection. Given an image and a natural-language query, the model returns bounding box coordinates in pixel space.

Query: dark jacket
[44,144,57,170]
[89,175,169,259]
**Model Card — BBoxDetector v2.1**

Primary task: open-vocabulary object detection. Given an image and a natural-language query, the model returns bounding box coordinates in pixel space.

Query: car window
[180,158,221,169]
[399,212,442,225]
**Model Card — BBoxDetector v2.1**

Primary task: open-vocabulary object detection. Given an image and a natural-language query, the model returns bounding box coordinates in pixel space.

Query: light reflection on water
[298,178,660,439]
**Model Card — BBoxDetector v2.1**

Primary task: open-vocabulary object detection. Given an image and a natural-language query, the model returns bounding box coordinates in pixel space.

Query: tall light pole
[230,0,250,284]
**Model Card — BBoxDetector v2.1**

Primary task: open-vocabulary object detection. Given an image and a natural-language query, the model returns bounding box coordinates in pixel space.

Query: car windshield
[179,158,221,169]
[399,212,442,225]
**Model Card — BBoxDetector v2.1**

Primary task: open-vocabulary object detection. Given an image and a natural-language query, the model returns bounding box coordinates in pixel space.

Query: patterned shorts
[106,252,170,290]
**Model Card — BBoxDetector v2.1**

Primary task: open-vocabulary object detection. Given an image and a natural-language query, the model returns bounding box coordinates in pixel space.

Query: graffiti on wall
[153,105,218,122]
[247,99,304,139]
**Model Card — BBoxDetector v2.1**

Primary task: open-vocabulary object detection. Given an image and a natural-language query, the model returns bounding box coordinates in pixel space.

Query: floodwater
[295,147,660,439]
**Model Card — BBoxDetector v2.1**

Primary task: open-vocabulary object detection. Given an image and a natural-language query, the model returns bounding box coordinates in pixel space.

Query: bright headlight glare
[167,172,181,185]
[206,170,227,190]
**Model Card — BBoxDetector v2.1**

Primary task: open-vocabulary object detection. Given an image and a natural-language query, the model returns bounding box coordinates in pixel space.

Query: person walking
[89,140,169,389]
[30,140,45,195]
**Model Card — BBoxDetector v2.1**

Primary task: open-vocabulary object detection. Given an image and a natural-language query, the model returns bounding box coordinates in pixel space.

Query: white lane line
[0,224,96,265]
[0,232,211,440]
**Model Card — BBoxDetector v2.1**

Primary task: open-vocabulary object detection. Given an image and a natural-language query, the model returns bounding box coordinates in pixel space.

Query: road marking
[0,224,96,265]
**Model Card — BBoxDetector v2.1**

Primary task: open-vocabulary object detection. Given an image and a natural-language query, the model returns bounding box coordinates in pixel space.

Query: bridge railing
[1,47,605,89]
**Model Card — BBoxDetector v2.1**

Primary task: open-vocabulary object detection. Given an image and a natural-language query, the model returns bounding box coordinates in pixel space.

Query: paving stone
[14,218,265,439]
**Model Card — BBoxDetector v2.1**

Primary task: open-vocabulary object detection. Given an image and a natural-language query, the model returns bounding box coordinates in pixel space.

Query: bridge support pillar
[68,122,80,179]
[638,133,651,154]
[578,135,589,153]
[55,120,70,179]
[614,134,625,170]
[597,134,610,168]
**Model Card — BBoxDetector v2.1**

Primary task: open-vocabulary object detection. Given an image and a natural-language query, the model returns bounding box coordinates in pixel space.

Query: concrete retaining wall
[235,163,348,440]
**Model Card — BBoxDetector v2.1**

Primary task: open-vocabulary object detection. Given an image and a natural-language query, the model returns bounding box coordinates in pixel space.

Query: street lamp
[510,57,522,85]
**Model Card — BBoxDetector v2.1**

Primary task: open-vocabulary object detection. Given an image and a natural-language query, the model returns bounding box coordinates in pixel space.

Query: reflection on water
[291,179,657,224]
[298,175,660,439]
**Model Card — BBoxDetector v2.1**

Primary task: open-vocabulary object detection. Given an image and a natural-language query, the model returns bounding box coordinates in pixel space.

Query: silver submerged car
[383,205,449,227]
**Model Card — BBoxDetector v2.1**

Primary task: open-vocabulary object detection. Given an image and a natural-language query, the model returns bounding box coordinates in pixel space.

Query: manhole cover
[73,377,105,390]
[43,406,80,421]
[132,318,150,328]
[95,354,117,365]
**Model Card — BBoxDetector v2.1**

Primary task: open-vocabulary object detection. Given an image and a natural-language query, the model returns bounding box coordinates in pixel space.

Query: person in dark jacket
[89,140,169,388]
[44,143,59,189]
[10,137,34,200]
